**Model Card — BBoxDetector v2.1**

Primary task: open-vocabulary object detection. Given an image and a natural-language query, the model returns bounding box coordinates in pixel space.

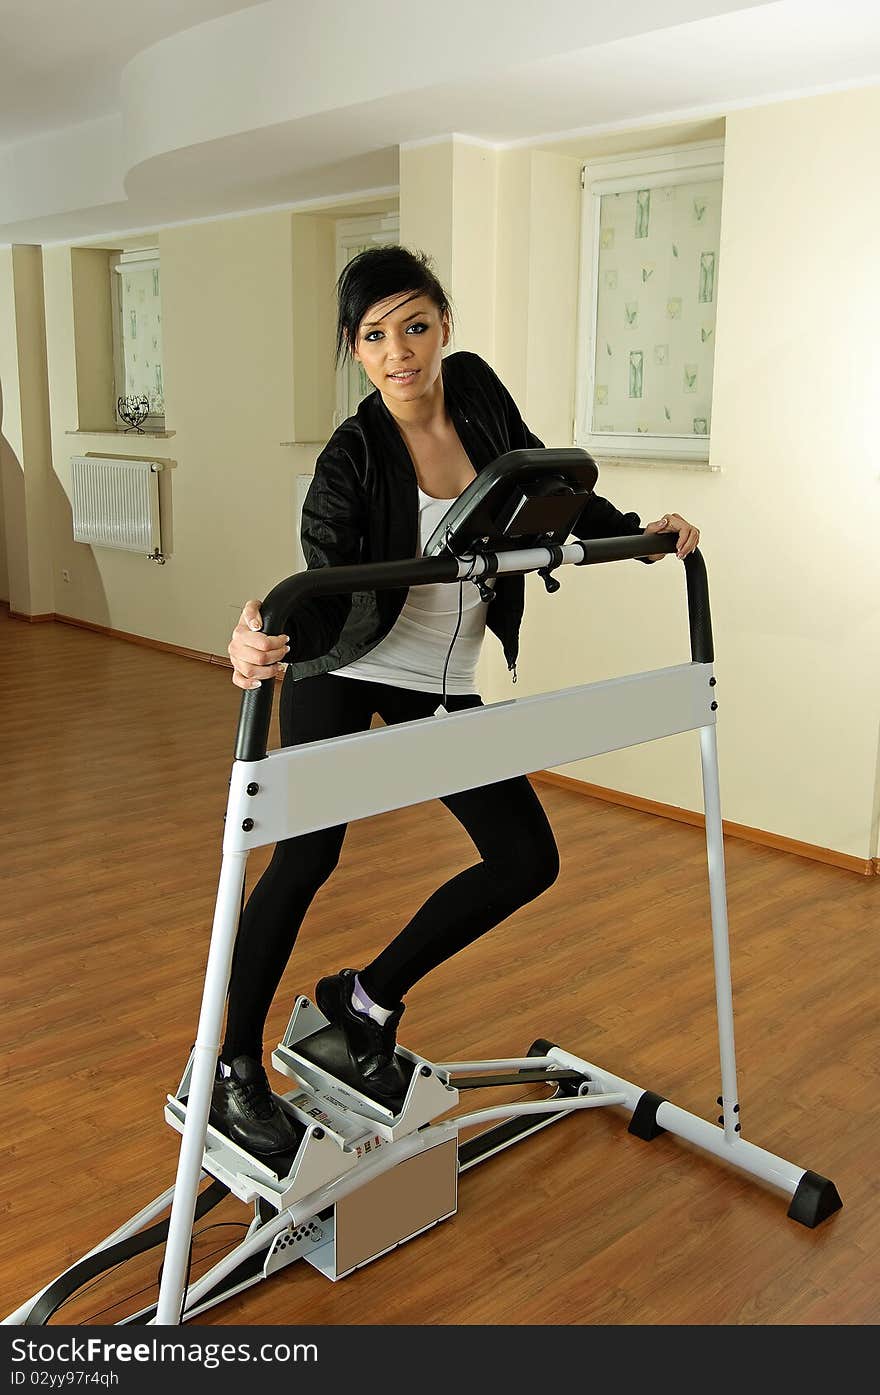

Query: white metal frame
[5,539,838,1330]
[152,573,768,1319]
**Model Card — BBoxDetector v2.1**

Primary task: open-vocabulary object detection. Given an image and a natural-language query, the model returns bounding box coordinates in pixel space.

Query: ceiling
[1,0,878,244]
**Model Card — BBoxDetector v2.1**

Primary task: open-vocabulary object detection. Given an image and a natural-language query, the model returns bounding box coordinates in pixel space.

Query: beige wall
[0,245,54,615]
[0,462,8,600]
[402,95,880,861]
[705,87,880,858]
[43,214,325,657]
[401,137,498,362]
[502,87,880,860]
[497,149,583,447]
[70,247,117,432]
[3,84,878,859]
[400,141,455,293]
[0,248,20,607]
[290,213,337,442]
[401,136,501,693]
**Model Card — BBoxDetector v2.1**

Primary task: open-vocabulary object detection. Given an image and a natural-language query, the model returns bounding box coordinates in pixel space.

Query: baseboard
[6,601,235,664]
[532,770,877,878]
[39,609,234,667]
[6,604,875,876]
[8,607,55,623]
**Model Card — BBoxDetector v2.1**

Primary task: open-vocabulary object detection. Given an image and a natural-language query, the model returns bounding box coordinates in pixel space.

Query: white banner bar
[224,662,714,852]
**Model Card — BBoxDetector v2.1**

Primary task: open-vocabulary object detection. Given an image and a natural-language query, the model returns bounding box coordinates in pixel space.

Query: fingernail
[283,644,290,653]
[248,620,261,631]
[250,680,261,688]
[281,635,289,643]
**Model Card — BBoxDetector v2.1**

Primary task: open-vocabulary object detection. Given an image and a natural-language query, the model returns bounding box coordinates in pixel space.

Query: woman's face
[352,291,449,406]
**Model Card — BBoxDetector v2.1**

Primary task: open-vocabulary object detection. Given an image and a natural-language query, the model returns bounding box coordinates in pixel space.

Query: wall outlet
[61,569,71,582]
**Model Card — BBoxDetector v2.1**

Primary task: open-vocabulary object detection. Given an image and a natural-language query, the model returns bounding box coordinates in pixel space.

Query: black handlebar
[234,535,711,762]
[575,534,713,667]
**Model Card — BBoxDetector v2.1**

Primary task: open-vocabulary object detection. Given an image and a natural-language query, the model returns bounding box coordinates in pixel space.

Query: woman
[213,245,699,1154]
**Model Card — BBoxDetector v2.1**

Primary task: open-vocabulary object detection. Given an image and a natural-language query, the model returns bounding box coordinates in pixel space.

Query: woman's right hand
[228,600,290,690]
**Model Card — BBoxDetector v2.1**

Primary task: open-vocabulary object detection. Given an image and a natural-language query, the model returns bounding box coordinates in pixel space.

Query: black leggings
[221,672,559,1062]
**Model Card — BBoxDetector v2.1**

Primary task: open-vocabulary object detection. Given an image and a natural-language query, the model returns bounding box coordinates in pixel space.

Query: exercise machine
[5,448,842,1328]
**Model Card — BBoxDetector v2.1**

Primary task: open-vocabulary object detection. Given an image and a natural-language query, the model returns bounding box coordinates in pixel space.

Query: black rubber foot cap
[787,1170,843,1228]
[627,1089,667,1140]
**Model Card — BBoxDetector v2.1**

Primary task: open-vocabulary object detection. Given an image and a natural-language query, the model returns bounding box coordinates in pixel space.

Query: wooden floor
[1,610,877,1327]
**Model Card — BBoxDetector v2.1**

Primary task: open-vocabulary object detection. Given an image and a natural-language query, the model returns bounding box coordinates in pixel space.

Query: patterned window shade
[118,260,165,418]
[592,178,721,440]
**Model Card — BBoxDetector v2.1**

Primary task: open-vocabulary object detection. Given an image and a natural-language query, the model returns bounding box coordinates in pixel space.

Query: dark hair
[335,245,452,363]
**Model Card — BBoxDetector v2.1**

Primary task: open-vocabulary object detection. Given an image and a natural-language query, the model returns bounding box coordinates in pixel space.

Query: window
[575,141,724,465]
[334,213,400,426]
[110,248,165,431]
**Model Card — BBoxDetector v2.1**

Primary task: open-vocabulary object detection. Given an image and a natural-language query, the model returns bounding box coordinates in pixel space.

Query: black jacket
[287,351,645,683]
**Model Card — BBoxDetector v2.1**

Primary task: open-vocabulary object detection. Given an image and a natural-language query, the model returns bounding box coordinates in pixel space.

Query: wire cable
[440,582,465,710]
[70,1224,248,1325]
[25,1178,229,1325]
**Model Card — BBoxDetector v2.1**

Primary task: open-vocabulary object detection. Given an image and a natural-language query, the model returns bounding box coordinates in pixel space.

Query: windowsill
[592,453,719,473]
[66,428,176,439]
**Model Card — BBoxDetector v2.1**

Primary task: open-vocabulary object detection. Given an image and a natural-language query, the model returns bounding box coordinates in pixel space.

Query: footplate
[272,995,459,1140]
[164,1089,357,1211]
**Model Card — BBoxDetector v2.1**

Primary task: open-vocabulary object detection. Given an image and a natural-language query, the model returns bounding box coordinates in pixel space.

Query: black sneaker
[210,1054,301,1155]
[312,968,409,1105]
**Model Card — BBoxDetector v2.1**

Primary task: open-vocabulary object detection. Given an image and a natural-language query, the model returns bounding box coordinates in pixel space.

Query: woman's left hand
[643,512,700,561]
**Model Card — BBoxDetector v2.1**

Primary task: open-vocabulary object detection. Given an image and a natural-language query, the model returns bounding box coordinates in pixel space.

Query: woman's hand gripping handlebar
[228,601,290,690]
[642,512,700,562]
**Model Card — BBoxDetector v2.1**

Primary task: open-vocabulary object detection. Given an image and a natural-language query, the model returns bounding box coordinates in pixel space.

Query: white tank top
[331,487,490,694]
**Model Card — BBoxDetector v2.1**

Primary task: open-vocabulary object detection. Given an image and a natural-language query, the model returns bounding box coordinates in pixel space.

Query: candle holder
[117,394,151,433]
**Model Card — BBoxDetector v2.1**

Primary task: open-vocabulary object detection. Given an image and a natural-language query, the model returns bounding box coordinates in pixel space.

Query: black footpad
[201,1090,306,1177]
[296,1026,414,1109]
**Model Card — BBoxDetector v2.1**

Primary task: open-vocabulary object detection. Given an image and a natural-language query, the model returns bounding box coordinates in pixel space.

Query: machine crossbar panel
[224,662,714,852]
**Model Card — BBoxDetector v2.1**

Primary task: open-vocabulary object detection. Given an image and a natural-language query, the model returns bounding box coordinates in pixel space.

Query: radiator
[70,455,163,556]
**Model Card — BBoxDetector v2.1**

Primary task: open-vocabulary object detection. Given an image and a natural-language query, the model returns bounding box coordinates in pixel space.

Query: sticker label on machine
[287,1090,385,1157]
